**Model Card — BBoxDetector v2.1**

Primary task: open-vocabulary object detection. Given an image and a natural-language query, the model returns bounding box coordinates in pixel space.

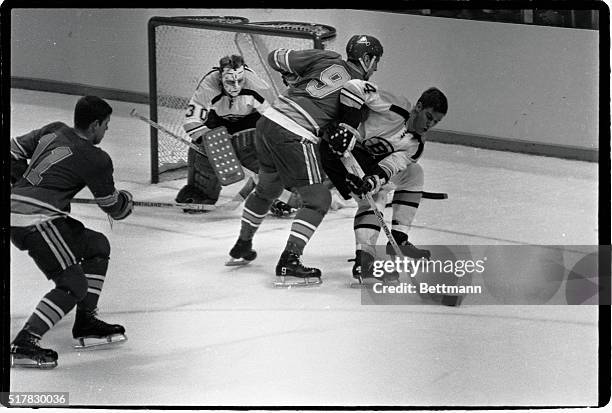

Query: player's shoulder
[78,141,113,170]
[296,48,342,59]
[384,90,411,108]
[342,78,379,98]
[288,48,344,67]
[35,121,71,137]
[198,69,221,89]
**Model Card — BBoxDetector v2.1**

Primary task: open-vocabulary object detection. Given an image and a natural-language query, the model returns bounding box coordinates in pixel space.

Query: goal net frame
[148,16,337,183]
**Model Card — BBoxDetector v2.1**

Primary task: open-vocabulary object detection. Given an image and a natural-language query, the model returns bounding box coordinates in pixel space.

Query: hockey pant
[10,217,111,337]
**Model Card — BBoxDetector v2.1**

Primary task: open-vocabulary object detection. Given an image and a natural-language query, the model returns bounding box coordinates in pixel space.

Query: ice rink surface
[7,89,602,407]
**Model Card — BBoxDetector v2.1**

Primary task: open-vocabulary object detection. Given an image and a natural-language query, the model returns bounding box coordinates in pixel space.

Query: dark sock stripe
[392,200,420,208]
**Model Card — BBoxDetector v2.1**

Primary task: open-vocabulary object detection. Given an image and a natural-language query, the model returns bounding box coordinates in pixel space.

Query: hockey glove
[346,165,389,196]
[329,123,360,156]
[359,174,387,195]
[112,190,134,220]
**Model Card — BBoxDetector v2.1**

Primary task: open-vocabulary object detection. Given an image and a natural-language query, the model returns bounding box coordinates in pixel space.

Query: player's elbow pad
[104,190,133,220]
[338,105,363,129]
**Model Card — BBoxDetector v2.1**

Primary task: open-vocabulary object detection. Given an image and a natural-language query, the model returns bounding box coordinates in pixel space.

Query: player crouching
[176,54,297,215]
[320,81,448,287]
[9,96,131,368]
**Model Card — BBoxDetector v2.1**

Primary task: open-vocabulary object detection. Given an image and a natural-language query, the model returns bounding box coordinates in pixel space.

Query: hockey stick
[340,153,402,256]
[341,153,460,306]
[422,191,448,200]
[129,109,208,158]
[72,197,216,211]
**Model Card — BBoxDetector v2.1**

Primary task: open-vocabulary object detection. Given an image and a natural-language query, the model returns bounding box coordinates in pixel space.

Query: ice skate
[387,230,431,260]
[10,329,58,369]
[349,250,399,288]
[273,250,322,288]
[72,308,126,350]
[226,238,257,266]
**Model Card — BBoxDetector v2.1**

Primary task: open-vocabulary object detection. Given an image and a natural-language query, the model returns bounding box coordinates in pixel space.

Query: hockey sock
[354,208,382,251]
[239,172,283,240]
[24,288,77,338]
[390,190,422,234]
[239,192,274,241]
[77,257,108,311]
[285,207,325,255]
[284,184,330,255]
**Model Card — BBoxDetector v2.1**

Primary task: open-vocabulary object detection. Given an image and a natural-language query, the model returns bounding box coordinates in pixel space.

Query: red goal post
[148,16,337,183]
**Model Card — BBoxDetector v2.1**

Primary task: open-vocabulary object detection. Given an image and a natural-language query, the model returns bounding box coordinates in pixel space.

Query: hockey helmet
[346,35,384,63]
[346,35,383,79]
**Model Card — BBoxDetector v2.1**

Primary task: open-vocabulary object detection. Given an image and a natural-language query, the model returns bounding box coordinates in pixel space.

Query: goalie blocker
[176,127,258,205]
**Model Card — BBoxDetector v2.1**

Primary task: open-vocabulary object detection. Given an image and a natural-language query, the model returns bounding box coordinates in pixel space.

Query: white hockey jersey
[340,79,424,179]
[183,67,275,138]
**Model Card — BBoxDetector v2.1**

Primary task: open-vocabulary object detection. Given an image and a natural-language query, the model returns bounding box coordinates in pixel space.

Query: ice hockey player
[176,54,297,215]
[320,80,448,285]
[9,96,132,368]
[226,35,384,287]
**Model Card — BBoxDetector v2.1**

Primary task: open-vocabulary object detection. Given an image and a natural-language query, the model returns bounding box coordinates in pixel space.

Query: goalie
[177,54,298,215]
[320,80,448,284]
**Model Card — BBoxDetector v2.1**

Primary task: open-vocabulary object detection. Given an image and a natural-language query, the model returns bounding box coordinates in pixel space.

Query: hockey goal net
[148,16,337,183]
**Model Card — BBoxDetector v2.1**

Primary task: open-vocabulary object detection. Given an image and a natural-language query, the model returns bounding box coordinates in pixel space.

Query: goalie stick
[130,109,208,158]
[72,197,216,211]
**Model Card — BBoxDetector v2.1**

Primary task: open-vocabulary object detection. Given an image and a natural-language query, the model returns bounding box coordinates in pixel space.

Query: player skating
[176,54,298,216]
[320,80,448,286]
[226,35,384,287]
[10,96,133,368]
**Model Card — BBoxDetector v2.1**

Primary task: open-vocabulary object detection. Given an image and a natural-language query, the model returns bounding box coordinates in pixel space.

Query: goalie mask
[218,55,246,97]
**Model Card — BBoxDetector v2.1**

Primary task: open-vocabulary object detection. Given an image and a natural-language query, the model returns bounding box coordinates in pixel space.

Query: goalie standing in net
[9,96,133,369]
[226,35,384,287]
[320,80,448,285]
[177,54,298,215]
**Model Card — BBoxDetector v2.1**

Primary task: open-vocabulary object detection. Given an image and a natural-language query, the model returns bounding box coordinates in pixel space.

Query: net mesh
[151,18,336,182]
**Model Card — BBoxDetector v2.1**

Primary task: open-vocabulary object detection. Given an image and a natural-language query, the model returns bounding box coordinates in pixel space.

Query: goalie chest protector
[202,127,245,185]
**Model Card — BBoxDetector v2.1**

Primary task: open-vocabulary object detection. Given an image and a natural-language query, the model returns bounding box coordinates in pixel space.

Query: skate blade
[73,333,127,350]
[10,355,57,369]
[273,277,322,288]
[225,258,253,266]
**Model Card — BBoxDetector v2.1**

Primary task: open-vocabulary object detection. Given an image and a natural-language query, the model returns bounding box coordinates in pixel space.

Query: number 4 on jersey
[363,83,377,94]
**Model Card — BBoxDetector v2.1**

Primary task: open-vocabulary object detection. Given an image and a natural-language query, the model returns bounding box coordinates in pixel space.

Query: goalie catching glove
[329,123,360,156]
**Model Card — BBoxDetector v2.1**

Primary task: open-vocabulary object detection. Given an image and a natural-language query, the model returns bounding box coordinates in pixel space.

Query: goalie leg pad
[185,147,221,202]
[176,184,216,204]
[202,127,245,185]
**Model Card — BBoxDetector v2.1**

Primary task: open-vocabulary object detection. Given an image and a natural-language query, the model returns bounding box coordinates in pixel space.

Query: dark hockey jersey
[266,48,365,141]
[10,122,128,227]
